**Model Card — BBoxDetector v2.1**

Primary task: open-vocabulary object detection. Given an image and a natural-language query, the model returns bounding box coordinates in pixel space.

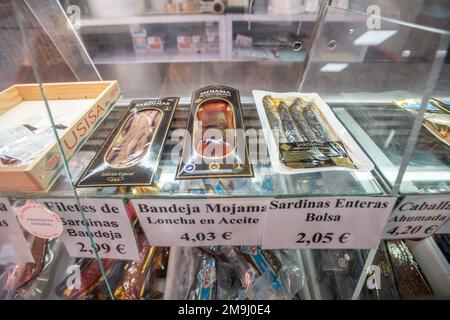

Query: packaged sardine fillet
[176,85,253,179]
[394,98,450,146]
[77,97,179,187]
[253,90,374,174]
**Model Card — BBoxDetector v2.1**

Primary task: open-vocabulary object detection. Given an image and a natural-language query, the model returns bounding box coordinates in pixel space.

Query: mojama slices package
[77,98,178,187]
[176,85,253,179]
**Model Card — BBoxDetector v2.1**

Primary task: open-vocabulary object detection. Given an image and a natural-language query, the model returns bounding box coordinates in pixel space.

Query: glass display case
[0,0,449,300]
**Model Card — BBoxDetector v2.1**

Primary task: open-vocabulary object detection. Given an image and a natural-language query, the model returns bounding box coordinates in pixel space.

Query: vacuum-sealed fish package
[394,98,450,146]
[253,90,374,174]
[176,85,253,179]
[77,98,178,187]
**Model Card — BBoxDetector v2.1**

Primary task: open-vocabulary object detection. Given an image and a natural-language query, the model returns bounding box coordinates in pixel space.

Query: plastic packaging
[176,85,253,179]
[78,98,178,187]
[0,127,65,166]
[253,90,374,174]
[114,233,157,300]
[168,246,305,300]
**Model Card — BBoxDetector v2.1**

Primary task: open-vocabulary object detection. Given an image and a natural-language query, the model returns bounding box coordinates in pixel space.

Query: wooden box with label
[0,81,121,192]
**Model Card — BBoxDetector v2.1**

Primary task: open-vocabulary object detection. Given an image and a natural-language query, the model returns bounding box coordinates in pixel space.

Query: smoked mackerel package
[176,85,253,179]
[253,90,374,174]
[77,98,178,187]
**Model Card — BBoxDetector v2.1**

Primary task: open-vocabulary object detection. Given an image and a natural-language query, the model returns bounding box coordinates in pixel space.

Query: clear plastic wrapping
[78,98,178,187]
[0,126,65,166]
[169,246,305,300]
[176,85,253,179]
[0,234,48,299]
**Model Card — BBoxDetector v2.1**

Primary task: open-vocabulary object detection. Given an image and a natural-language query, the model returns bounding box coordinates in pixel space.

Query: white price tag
[38,198,139,260]
[132,198,268,246]
[262,196,396,249]
[0,197,35,264]
[383,195,450,239]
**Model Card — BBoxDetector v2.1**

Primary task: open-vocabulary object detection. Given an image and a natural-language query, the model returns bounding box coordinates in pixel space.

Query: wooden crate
[0,81,121,192]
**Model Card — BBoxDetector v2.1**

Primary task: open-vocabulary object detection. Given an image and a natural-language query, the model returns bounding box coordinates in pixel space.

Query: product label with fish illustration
[0,197,35,264]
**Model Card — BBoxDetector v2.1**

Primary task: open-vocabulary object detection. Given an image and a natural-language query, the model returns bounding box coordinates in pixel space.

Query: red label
[62,103,106,151]
[45,153,61,171]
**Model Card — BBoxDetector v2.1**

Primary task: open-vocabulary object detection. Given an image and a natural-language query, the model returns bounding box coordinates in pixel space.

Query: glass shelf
[1,99,385,201]
[1,0,449,302]
[331,102,450,194]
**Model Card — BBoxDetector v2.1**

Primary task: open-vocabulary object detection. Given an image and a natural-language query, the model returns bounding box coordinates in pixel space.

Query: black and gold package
[176,85,253,179]
[77,98,178,187]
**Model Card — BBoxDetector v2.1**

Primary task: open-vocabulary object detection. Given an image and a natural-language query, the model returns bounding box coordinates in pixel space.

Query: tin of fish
[77,98,178,187]
[176,85,253,179]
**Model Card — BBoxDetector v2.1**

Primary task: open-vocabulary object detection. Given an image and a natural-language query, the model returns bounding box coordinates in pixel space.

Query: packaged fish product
[165,247,306,300]
[114,234,157,300]
[16,239,64,300]
[263,96,287,143]
[240,246,284,289]
[290,98,317,141]
[187,253,217,300]
[87,260,128,300]
[386,240,433,299]
[56,259,113,299]
[0,127,65,166]
[0,125,36,149]
[216,259,241,300]
[77,98,178,187]
[394,98,450,146]
[176,85,253,179]
[253,90,374,174]
[221,246,260,291]
[279,101,304,143]
[0,234,48,299]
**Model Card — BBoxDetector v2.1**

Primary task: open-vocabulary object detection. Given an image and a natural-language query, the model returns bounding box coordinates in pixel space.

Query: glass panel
[300,5,448,193]
[0,0,108,300]
[2,0,448,301]
[397,35,449,194]
[164,246,369,300]
[73,0,320,97]
[347,0,450,31]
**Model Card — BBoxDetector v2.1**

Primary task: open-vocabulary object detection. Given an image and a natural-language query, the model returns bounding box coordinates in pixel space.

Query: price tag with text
[132,198,268,246]
[262,196,396,249]
[38,198,139,260]
[382,195,450,239]
[0,197,34,264]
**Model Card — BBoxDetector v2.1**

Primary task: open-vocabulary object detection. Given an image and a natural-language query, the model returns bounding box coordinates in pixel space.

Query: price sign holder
[0,197,34,264]
[262,196,396,249]
[383,194,450,239]
[132,198,269,246]
[38,198,139,260]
